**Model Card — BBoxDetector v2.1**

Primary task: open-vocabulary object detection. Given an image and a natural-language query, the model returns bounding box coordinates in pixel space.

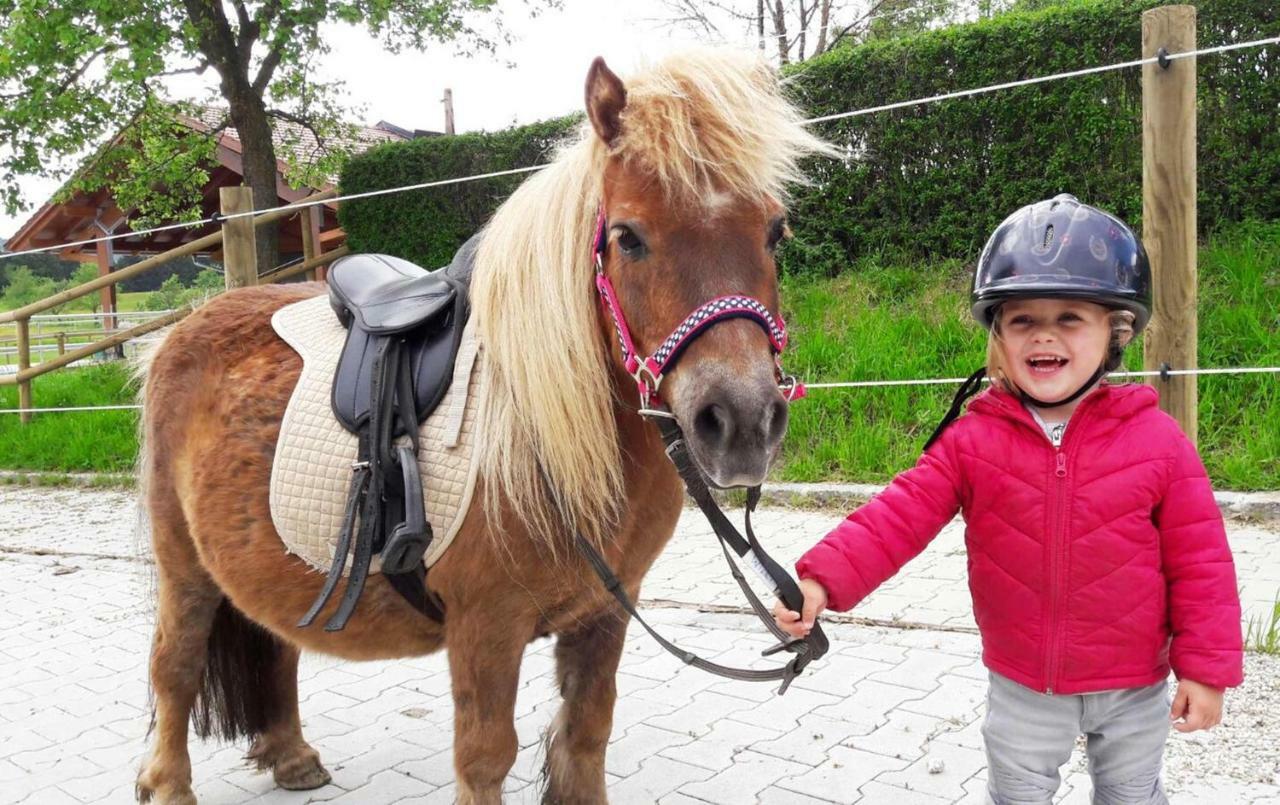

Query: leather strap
[571,415,828,695]
[923,367,987,453]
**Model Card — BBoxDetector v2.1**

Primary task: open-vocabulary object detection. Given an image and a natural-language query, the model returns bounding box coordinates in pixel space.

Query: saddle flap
[330,305,466,433]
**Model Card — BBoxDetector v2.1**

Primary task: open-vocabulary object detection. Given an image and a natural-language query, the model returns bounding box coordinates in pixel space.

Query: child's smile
[997,298,1111,411]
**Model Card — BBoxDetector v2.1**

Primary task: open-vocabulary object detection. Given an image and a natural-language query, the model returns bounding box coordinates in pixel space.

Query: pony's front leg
[448,608,532,805]
[542,612,628,804]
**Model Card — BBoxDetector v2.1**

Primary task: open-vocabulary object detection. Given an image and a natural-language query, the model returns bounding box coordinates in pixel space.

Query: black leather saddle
[328,240,475,432]
[297,236,477,632]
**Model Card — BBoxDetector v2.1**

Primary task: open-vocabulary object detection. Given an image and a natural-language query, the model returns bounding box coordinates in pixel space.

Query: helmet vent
[1042,224,1055,250]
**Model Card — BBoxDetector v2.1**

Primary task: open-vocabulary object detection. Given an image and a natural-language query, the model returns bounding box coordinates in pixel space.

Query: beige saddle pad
[269,293,485,574]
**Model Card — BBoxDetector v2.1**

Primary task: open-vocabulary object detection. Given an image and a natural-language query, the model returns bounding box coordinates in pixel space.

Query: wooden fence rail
[2,188,342,422]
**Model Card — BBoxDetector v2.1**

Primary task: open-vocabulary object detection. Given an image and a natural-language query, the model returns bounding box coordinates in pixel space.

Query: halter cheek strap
[592,209,805,408]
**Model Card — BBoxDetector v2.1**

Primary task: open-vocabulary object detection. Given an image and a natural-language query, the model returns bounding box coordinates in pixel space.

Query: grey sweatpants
[983,672,1171,805]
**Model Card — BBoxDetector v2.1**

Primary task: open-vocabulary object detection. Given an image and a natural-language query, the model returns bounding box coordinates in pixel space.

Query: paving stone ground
[1,487,1277,804]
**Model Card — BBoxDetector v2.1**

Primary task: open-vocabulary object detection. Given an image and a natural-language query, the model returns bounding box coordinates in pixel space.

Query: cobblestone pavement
[1,487,1277,804]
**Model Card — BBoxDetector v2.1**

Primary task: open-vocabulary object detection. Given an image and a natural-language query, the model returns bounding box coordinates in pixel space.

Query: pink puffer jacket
[797,383,1243,694]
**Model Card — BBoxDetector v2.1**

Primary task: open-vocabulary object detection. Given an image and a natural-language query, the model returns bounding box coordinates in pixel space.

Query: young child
[776,194,1243,804]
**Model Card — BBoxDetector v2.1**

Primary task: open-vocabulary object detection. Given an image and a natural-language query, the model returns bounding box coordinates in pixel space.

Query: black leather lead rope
[569,414,829,695]
[650,416,829,663]
[574,533,810,690]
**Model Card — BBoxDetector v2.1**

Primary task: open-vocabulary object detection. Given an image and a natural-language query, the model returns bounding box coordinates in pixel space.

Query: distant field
[0,291,158,366]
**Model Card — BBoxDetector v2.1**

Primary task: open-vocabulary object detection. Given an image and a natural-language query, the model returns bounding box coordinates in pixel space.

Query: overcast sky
[0,0,769,239]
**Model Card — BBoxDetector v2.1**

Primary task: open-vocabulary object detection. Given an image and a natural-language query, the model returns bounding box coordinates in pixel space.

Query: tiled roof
[185,105,428,184]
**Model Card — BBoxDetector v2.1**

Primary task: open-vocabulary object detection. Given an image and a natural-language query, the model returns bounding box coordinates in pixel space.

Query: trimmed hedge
[339,117,577,268]
[782,0,1280,274]
[340,0,1280,272]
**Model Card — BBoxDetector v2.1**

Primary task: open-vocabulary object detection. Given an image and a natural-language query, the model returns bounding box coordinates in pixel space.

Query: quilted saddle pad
[269,293,486,574]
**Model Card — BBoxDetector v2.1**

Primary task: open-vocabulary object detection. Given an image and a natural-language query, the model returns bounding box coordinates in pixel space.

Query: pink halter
[591,209,805,409]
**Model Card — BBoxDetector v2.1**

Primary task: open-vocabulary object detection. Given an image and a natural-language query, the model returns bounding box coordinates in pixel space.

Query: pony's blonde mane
[471,48,834,547]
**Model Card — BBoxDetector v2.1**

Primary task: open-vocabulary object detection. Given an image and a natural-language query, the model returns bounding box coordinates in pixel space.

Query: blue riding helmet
[972,194,1152,332]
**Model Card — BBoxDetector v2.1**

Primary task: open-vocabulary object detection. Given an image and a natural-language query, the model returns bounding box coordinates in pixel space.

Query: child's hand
[1170,678,1224,732]
[773,578,829,638]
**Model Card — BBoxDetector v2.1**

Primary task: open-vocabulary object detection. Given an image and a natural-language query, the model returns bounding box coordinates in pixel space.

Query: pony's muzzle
[682,376,788,488]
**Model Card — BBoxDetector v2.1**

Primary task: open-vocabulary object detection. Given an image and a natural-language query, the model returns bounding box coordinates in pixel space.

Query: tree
[144,274,187,312]
[55,263,101,313]
[0,266,56,309]
[655,0,959,65]
[0,0,544,271]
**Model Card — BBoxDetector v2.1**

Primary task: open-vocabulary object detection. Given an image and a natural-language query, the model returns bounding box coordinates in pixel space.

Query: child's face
[996,298,1111,403]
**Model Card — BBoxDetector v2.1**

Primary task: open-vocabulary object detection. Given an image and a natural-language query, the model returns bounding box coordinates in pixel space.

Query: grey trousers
[983,672,1171,805]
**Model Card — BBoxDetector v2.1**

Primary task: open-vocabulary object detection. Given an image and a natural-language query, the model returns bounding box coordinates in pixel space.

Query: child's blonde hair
[984,305,1137,394]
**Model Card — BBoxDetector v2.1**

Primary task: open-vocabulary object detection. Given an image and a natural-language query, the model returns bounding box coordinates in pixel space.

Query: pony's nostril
[765,398,789,444]
[694,403,733,449]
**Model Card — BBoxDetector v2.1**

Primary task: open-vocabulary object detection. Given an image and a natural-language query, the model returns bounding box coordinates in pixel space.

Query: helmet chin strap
[1016,364,1106,409]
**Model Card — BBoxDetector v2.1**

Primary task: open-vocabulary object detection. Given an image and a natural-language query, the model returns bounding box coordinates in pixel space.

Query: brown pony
[134,49,833,804]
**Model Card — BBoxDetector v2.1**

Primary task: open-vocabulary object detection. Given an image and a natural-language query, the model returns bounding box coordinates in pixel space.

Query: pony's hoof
[135,780,197,805]
[248,736,332,791]
[273,750,332,791]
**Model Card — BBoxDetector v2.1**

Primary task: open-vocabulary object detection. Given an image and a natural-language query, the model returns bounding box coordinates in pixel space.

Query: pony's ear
[585,57,626,146]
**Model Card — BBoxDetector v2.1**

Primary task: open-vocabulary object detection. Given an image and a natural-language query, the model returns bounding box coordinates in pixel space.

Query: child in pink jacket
[776,195,1243,804]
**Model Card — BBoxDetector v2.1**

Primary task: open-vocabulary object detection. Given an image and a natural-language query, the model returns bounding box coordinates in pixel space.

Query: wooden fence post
[300,205,322,281]
[1142,5,1198,443]
[220,186,259,289]
[16,317,32,423]
[56,333,66,356]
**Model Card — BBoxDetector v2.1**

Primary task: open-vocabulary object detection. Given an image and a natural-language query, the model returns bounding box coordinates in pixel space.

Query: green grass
[776,219,1280,489]
[1247,593,1280,655]
[0,362,139,473]
[117,292,153,312]
[0,221,1277,488]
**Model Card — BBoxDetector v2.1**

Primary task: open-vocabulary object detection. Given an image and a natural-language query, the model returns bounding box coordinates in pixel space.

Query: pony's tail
[192,599,287,741]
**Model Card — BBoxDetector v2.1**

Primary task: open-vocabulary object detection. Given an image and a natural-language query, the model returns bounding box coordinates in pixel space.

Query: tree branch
[181,0,242,86]
[265,107,327,153]
[234,0,260,63]
[826,0,891,51]
[252,43,285,94]
[157,61,211,78]
[772,0,790,65]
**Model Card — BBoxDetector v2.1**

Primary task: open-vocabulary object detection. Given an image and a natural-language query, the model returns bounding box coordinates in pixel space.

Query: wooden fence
[0,187,347,423]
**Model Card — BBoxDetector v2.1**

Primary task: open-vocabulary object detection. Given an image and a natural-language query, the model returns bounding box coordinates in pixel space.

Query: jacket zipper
[1037,398,1099,695]
[1044,450,1068,694]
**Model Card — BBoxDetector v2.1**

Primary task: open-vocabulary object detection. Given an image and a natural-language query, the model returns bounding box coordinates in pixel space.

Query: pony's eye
[615,227,645,258]
[767,218,789,252]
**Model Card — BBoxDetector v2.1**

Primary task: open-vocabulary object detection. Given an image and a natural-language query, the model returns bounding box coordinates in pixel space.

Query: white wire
[796,365,1280,389]
[0,165,546,261]
[2,35,1278,263]
[4,366,1276,413]
[0,404,142,414]
[804,34,1280,124]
